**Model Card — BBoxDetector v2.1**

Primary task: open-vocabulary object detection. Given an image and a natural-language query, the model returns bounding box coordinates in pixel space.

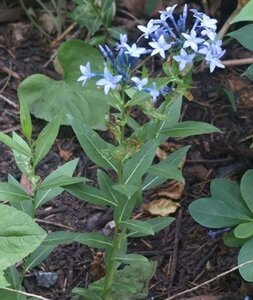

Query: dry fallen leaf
[156,181,184,200]
[58,147,73,161]
[89,252,105,281]
[20,174,33,196]
[142,198,180,216]
[39,13,55,34]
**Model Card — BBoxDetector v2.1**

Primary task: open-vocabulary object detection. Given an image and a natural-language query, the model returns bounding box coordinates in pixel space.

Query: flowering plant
[0,4,226,300]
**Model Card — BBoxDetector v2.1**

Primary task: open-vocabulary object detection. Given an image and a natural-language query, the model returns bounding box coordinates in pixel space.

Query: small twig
[165,259,253,300]
[1,287,51,300]
[0,94,18,109]
[50,22,77,49]
[222,57,253,66]
[35,218,74,230]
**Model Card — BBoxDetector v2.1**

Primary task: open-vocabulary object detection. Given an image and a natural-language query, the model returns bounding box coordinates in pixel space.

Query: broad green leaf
[65,183,117,207]
[142,145,190,190]
[97,170,119,206]
[122,141,158,185]
[238,237,253,281]
[223,231,249,248]
[75,232,112,249]
[0,183,32,202]
[8,175,33,216]
[24,245,54,271]
[37,176,87,190]
[243,64,253,81]
[33,113,62,167]
[69,115,119,172]
[4,266,19,289]
[18,40,108,129]
[241,170,253,213]
[128,217,175,237]
[231,0,253,23]
[114,254,148,264]
[189,198,253,228]
[19,99,32,141]
[161,121,221,137]
[234,222,253,239]
[0,133,30,156]
[0,205,46,270]
[121,219,154,236]
[227,24,253,51]
[211,178,251,216]
[112,184,139,199]
[35,159,79,209]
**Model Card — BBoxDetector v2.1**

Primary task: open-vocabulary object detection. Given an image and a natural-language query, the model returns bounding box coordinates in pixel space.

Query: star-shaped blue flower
[96,67,122,95]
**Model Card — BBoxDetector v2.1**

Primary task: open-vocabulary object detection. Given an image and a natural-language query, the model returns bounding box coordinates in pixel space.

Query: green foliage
[0,204,46,277]
[189,170,253,281]
[18,40,108,129]
[228,24,253,52]
[243,64,253,81]
[70,0,115,34]
[232,0,253,23]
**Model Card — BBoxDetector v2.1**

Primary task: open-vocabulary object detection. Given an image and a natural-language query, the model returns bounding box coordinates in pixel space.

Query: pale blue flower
[125,43,146,57]
[159,5,177,21]
[205,50,225,73]
[173,49,195,71]
[182,30,205,52]
[131,77,148,91]
[77,62,95,86]
[198,14,217,30]
[149,83,160,102]
[138,20,160,39]
[96,67,122,95]
[149,35,171,58]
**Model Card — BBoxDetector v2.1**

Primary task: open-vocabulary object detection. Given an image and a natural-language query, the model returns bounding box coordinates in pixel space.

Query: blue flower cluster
[78,4,225,99]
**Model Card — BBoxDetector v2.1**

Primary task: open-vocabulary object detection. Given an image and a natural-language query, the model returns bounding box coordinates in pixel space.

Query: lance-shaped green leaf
[189,198,253,228]
[18,40,108,129]
[234,222,253,239]
[97,170,119,206]
[0,205,46,270]
[75,232,112,249]
[19,98,32,141]
[0,132,30,156]
[112,184,139,199]
[128,217,175,238]
[227,25,253,52]
[114,254,148,264]
[37,176,88,190]
[211,178,251,216]
[241,170,253,213]
[0,182,32,202]
[33,113,62,167]
[42,231,78,246]
[35,158,79,209]
[238,237,253,282]
[65,183,117,207]
[122,140,158,185]
[121,220,154,236]
[24,245,55,271]
[69,115,119,172]
[231,0,253,23]
[161,121,221,137]
[142,146,190,190]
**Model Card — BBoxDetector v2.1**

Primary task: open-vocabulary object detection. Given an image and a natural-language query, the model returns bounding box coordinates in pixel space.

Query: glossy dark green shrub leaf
[18,40,108,129]
[189,198,253,228]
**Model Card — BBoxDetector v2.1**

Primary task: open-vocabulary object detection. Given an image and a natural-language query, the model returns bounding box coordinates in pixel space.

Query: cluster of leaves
[70,0,121,45]
[189,170,253,282]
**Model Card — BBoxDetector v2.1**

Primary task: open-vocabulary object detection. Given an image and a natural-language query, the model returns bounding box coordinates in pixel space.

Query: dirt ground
[1,1,253,299]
